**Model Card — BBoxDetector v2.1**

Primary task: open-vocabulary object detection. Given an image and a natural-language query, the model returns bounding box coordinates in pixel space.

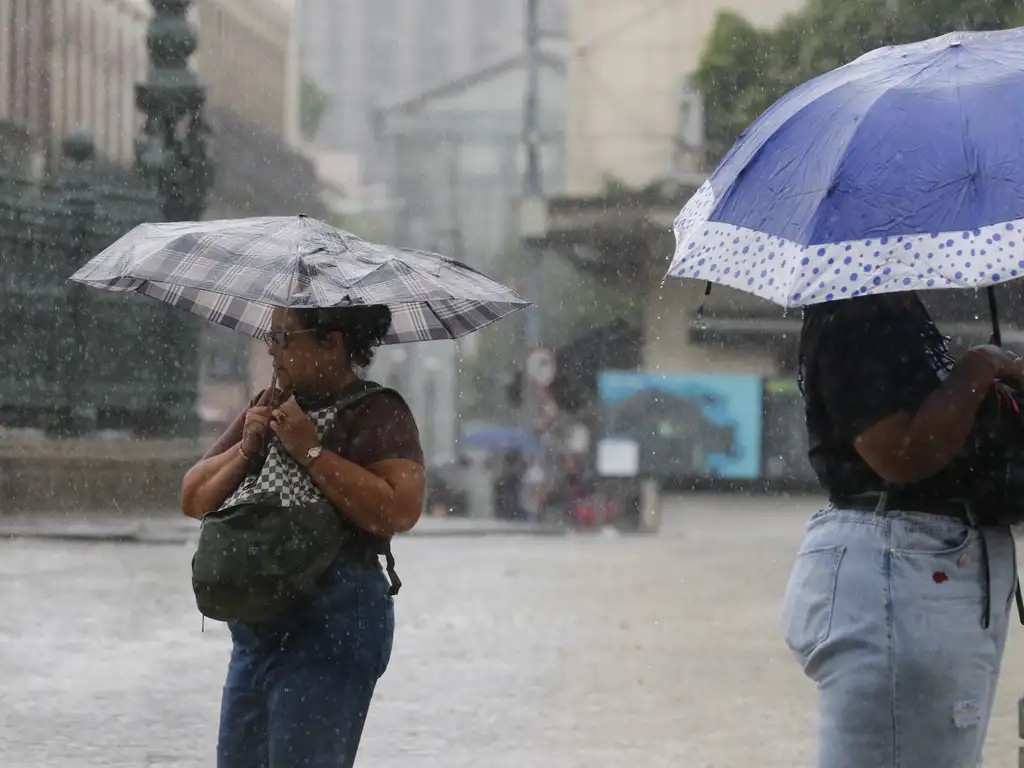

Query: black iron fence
[0,133,199,436]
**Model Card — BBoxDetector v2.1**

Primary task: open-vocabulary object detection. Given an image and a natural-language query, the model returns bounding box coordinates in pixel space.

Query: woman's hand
[270,396,320,463]
[854,345,1023,485]
[965,345,1024,382]
[239,387,279,458]
[181,387,290,519]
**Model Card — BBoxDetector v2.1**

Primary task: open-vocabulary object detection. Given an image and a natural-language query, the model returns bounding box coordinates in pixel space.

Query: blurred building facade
[296,0,567,198]
[564,0,805,194]
[193,0,316,218]
[0,0,151,166]
[369,49,568,468]
[543,0,806,380]
[196,0,293,139]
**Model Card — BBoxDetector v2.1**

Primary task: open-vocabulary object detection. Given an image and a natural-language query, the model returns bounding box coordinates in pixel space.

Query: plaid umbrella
[69,215,530,343]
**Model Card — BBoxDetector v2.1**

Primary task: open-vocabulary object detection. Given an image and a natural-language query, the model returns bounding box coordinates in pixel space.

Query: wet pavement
[3,494,1024,767]
[0,512,564,545]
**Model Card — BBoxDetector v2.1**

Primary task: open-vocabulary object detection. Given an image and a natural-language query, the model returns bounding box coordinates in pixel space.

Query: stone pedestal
[0,434,203,514]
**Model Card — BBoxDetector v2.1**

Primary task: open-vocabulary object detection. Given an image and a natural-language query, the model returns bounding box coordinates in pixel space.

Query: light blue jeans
[783,506,1017,768]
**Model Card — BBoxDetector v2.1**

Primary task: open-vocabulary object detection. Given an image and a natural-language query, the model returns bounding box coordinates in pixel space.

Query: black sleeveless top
[799,294,965,499]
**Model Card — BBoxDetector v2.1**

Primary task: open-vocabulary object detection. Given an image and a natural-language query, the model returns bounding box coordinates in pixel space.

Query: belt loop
[874,490,889,514]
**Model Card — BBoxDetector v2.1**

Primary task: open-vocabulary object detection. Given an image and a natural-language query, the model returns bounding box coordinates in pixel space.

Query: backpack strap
[333,381,389,411]
[329,381,404,597]
[382,548,402,596]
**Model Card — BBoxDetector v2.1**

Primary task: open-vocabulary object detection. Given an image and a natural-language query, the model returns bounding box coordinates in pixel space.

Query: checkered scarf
[222,403,338,509]
[69,216,530,343]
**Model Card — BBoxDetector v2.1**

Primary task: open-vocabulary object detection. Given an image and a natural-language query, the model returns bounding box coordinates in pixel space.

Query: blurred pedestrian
[520,459,547,523]
[552,454,594,526]
[786,292,1022,768]
[181,304,424,768]
[494,451,526,519]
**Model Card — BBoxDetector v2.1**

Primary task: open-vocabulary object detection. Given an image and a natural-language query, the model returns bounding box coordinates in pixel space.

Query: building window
[471,0,514,64]
[365,0,397,93]
[418,2,450,81]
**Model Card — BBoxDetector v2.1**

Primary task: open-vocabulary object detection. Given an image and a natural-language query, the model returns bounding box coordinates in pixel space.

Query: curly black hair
[799,293,955,397]
[294,304,392,368]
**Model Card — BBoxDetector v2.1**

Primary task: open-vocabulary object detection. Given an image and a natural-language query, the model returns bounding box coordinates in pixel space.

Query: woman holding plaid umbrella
[182,303,424,767]
[70,215,529,767]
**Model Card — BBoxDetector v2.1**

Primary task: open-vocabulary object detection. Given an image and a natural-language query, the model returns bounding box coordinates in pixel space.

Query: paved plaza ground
[3,494,1023,767]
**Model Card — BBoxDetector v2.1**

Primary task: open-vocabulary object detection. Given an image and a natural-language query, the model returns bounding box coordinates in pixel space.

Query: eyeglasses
[262,328,317,349]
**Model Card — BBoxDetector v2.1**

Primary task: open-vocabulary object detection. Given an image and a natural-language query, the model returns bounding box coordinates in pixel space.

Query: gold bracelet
[238,444,255,462]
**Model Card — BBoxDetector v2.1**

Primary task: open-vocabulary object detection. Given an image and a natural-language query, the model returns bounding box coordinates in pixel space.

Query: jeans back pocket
[890,518,972,556]
[782,545,846,660]
[890,519,980,603]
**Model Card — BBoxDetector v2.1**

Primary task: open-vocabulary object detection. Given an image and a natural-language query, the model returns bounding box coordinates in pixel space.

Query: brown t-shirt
[323,384,424,467]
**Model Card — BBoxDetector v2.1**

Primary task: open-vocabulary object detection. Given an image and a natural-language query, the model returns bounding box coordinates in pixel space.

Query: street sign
[526,347,556,387]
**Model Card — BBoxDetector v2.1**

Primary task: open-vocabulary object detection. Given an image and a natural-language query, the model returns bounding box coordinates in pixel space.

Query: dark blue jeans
[217,553,395,768]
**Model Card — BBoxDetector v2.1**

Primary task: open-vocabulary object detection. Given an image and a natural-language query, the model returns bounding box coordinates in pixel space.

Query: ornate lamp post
[135,0,213,221]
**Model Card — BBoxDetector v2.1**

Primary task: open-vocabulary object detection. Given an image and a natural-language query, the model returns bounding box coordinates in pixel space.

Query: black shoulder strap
[334,382,387,411]
[332,381,403,597]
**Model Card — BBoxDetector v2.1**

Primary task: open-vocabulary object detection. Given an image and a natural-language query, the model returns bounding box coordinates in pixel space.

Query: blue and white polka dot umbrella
[668,29,1024,309]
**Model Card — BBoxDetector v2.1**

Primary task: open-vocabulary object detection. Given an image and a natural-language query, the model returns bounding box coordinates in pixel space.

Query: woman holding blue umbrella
[796,292,1021,767]
[668,28,1024,768]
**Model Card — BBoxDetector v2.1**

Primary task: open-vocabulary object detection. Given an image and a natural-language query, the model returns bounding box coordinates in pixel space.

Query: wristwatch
[301,445,323,467]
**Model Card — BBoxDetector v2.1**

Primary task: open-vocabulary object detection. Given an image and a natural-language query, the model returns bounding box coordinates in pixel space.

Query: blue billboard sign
[598,372,763,480]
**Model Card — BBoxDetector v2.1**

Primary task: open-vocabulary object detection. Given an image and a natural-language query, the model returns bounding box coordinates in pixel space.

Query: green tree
[695,0,1024,166]
[299,75,330,142]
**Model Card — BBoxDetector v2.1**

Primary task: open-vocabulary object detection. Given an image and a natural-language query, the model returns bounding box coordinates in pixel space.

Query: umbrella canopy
[668,29,1024,308]
[69,215,530,343]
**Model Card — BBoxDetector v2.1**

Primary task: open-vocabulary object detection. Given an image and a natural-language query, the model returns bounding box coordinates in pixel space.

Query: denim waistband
[812,505,978,535]
[830,492,969,521]
[320,547,381,582]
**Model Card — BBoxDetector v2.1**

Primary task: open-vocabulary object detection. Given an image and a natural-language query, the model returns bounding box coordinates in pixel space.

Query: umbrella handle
[268,371,279,406]
[988,286,1002,347]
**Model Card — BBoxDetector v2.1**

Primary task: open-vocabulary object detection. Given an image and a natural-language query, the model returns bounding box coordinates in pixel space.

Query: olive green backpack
[192,384,400,623]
